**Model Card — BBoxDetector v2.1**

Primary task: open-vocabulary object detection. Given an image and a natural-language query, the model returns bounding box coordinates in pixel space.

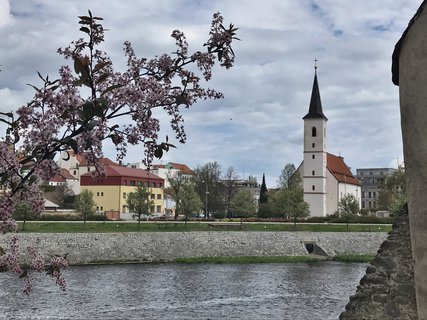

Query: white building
[127,161,194,215]
[297,69,361,217]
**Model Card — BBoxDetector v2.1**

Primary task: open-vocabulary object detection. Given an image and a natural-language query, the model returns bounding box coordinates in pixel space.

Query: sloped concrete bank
[0,231,387,265]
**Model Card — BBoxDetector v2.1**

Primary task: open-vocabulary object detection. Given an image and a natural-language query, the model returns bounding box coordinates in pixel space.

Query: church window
[312,185,315,191]
[312,143,315,148]
[312,127,317,137]
[312,154,315,159]
[312,170,315,175]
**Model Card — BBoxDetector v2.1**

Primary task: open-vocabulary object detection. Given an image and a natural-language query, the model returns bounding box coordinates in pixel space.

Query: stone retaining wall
[340,211,417,319]
[0,231,387,265]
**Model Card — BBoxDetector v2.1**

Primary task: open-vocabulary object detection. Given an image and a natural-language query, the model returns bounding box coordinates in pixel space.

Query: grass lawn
[16,221,392,233]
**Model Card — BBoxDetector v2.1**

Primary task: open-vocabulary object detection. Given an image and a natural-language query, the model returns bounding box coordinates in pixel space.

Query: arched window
[312,127,317,137]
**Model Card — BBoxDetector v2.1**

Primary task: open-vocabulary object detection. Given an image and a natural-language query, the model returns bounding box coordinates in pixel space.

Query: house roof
[82,165,163,180]
[66,150,118,166]
[392,1,427,86]
[303,71,328,120]
[49,168,77,182]
[166,162,194,175]
[326,153,360,186]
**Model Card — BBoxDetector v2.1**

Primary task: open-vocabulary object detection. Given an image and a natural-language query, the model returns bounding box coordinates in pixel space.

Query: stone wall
[0,231,386,265]
[339,210,417,319]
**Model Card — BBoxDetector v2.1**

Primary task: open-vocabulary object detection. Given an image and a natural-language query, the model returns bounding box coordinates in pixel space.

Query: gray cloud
[0,0,420,187]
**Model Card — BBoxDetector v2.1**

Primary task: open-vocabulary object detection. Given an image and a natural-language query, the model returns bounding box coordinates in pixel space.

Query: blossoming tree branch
[0,11,238,293]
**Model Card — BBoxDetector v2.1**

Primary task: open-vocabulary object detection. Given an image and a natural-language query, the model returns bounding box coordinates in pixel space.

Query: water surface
[0,261,366,319]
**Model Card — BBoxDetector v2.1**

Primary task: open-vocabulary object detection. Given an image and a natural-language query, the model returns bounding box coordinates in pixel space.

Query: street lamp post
[205,182,209,219]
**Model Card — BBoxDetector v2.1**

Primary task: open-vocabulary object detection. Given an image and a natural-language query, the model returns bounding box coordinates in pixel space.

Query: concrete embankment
[0,231,387,265]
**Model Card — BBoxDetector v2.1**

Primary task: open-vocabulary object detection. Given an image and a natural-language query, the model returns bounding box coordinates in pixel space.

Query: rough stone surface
[339,211,417,320]
[0,231,386,265]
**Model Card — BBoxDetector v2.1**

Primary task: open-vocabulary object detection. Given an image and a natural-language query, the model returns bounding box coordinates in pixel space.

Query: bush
[257,203,276,218]
[306,216,329,223]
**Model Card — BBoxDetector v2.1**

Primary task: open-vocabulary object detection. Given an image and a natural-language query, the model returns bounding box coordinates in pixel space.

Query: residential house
[80,165,164,217]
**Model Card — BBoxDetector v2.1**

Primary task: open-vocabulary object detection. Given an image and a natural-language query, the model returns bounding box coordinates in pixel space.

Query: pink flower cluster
[0,11,237,294]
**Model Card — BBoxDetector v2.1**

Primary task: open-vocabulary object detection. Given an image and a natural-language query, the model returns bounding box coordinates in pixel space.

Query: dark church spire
[303,61,328,120]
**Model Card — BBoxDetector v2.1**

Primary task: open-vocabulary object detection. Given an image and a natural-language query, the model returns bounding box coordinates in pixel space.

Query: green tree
[222,166,239,217]
[12,203,38,231]
[166,171,187,219]
[338,194,360,231]
[127,186,153,229]
[74,189,96,230]
[272,187,309,230]
[259,173,268,205]
[176,183,203,228]
[193,162,225,217]
[230,188,257,228]
[278,163,302,190]
[377,166,406,215]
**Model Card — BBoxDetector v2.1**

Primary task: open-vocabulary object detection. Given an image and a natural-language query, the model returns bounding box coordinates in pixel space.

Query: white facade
[300,71,361,217]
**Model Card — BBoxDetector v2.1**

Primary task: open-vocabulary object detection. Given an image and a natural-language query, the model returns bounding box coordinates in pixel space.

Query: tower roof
[303,71,328,120]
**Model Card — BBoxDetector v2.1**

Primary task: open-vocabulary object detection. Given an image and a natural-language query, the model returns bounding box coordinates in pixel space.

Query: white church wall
[326,170,339,215]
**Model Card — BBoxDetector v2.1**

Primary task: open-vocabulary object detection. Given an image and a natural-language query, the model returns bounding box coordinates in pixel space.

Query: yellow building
[81,165,164,215]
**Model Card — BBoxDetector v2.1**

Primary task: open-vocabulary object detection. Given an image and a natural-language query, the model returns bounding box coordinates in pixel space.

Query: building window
[100,206,103,211]
[152,182,156,187]
[373,191,376,198]
[312,154,315,159]
[312,143,315,148]
[122,205,127,213]
[312,127,317,137]
[361,201,365,209]
[97,192,99,196]
[362,191,365,198]
[312,185,315,191]
[101,192,104,196]
[368,192,372,198]
[157,194,162,200]
[130,180,136,186]
[96,206,99,211]
[312,170,315,176]
[138,181,142,187]
[150,205,155,213]
[73,170,77,175]
[123,192,126,199]
[159,183,163,188]
[156,205,161,212]
[123,180,127,185]
[87,167,90,172]
[369,172,373,176]
[150,194,155,200]
[145,182,149,187]
[360,172,364,176]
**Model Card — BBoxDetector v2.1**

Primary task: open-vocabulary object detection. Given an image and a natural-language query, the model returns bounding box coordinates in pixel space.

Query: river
[0,261,366,320]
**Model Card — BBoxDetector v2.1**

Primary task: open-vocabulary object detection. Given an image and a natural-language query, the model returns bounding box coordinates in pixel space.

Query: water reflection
[0,261,366,320]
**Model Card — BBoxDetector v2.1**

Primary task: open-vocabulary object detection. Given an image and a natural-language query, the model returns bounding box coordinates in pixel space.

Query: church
[297,67,361,217]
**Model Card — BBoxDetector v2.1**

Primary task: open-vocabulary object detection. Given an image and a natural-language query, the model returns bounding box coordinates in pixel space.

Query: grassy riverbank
[16,221,392,233]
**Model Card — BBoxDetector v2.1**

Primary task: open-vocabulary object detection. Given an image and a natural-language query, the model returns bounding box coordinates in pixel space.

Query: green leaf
[84,119,99,130]
[154,147,163,159]
[94,62,109,73]
[82,102,94,120]
[101,84,122,96]
[68,138,79,154]
[29,175,38,185]
[97,73,110,83]
[80,26,90,34]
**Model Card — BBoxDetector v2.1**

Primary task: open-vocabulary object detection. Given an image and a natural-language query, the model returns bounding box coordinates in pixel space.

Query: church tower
[302,65,328,217]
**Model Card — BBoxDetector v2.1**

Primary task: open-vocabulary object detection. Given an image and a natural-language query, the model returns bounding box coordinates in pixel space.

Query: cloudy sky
[0,0,422,187]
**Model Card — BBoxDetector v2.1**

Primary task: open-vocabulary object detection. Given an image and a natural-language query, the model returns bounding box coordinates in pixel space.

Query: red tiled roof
[82,165,163,180]
[66,150,118,166]
[49,168,77,182]
[168,162,194,175]
[326,153,360,186]
[59,168,77,180]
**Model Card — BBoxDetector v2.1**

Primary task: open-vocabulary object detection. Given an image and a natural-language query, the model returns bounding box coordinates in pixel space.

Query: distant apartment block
[355,168,397,210]
[80,165,164,216]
